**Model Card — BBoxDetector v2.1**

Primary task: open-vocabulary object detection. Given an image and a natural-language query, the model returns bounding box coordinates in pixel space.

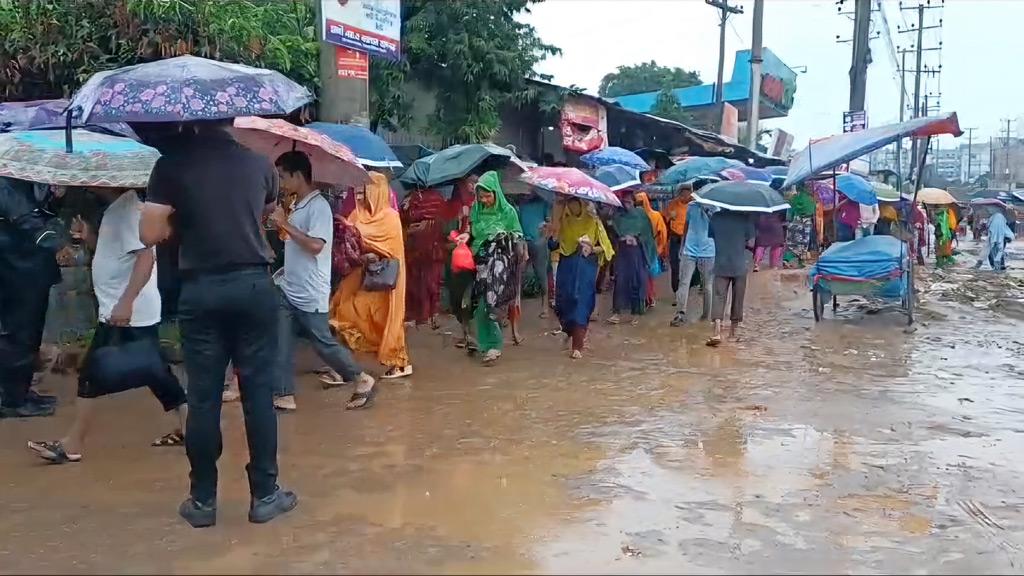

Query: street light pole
[747,0,764,149]
[707,0,744,105]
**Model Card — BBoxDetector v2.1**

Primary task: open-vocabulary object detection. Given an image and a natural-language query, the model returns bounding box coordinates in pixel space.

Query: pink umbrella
[231,116,368,187]
[519,167,621,207]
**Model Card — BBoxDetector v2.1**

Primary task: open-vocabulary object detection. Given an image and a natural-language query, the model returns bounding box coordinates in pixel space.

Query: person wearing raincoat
[975,209,1015,271]
[458,171,523,365]
[330,173,412,404]
[550,198,614,359]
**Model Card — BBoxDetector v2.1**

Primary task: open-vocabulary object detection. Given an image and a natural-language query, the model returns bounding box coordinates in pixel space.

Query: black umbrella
[693,181,790,213]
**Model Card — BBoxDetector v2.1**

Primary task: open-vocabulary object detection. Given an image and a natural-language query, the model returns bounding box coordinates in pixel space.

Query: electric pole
[747,0,764,149]
[848,0,872,111]
[963,127,976,182]
[898,1,943,184]
[707,0,744,105]
[1003,118,1013,190]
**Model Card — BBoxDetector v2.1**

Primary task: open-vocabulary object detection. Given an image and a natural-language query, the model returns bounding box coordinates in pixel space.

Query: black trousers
[78,323,186,411]
[178,267,280,504]
[0,284,50,408]
[668,233,683,294]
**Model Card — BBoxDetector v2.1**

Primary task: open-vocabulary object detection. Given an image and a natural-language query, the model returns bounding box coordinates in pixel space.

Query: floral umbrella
[520,167,621,207]
[718,166,773,183]
[230,117,368,187]
[68,55,313,124]
[0,129,159,188]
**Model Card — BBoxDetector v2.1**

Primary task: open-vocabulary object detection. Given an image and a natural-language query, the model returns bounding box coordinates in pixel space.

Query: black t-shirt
[146,130,278,271]
[709,210,755,277]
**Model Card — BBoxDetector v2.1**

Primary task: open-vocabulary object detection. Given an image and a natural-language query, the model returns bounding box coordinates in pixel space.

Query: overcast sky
[521,0,1021,150]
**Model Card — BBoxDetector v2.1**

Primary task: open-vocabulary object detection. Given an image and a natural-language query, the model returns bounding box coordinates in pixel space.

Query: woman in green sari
[608,191,657,325]
[461,171,523,365]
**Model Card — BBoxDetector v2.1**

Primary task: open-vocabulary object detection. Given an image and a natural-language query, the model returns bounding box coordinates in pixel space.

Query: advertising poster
[321,0,401,61]
[561,97,607,153]
[720,103,739,143]
[336,46,369,79]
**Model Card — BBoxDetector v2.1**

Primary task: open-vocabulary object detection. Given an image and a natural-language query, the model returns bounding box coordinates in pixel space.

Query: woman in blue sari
[551,199,615,358]
[608,192,657,325]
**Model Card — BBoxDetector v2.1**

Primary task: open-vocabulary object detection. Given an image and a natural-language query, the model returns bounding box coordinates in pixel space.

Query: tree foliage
[650,88,694,126]
[598,61,701,98]
[0,0,318,101]
[369,0,560,142]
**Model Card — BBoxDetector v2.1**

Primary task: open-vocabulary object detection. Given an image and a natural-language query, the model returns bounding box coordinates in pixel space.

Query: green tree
[598,61,702,98]
[369,0,560,142]
[649,87,694,125]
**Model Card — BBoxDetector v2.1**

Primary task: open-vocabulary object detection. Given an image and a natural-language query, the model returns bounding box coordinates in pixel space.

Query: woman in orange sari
[330,173,411,408]
[634,191,668,304]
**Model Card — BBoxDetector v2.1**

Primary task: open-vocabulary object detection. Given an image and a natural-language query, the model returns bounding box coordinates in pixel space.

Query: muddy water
[2,260,1024,573]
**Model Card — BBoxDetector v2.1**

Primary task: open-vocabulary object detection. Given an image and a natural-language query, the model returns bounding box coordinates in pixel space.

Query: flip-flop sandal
[27,440,81,464]
[706,336,723,347]
[152,431,184,447]
[345,385,377,410]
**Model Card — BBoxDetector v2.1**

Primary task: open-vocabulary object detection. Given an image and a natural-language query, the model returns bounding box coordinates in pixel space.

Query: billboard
[321,0,401,61]
[336,47,369,79]
[561,96,607,153]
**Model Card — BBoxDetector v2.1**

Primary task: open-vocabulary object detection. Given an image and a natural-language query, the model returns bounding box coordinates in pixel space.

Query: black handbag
[361,258,400,292]
[85,331,174,395]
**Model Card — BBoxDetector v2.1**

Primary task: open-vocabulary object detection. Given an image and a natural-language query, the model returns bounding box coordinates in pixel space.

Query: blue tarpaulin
[809,235,907,282]
[784,113,962,188]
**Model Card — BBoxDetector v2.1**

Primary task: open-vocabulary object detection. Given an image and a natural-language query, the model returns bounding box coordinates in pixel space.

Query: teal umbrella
[658,156,743,185]
[399,143,522,188]
[0,129,158,187]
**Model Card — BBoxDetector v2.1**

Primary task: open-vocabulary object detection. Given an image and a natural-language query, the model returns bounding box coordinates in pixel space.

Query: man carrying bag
[28,188,187,464]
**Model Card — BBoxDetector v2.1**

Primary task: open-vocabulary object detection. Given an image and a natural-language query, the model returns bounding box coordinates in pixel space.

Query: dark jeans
[0,284,50,408]
[77,323,186,410]
[178,267,280,504]
[710,275,748,323]
[276,290,363,396]
[668,233,683,294]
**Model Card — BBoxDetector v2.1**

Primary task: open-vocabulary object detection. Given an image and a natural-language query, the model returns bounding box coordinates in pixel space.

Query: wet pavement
[3,247,1024,574]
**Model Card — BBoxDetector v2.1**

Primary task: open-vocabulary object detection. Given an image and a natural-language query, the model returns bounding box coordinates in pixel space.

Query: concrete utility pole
[747,0,764,149]
[912,6,924,119]
[848,0,872,112]
[707,0,744,105]
[898,1,943,184]
[1004,118,1013,190]
[963,127,976,182]
[315,0,370,126]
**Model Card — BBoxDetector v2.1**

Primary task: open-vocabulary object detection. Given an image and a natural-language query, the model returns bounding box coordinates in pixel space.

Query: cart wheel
[813,285,824,321]
[905,270,915,325]
[832,294,839,313]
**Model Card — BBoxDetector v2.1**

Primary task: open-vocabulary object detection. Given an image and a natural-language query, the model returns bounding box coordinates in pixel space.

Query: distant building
[867,145,910,174]
[932,147,961,182]
[990,136,1024,188]
[959,141,990,183]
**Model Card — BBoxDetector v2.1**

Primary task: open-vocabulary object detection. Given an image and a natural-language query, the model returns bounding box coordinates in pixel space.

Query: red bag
[450,231,476,273]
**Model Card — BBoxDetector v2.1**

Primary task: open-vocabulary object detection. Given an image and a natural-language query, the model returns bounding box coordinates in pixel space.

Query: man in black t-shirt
[140,121,296,528]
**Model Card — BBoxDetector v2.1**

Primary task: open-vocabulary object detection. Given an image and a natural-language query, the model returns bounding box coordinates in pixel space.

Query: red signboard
[336,46,369,80]
[560,97,607,153]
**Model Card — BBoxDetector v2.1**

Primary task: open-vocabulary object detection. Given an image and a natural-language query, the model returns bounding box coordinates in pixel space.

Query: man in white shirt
[28,188,187,464]
[857,202,880,239]
[270,152,374,411]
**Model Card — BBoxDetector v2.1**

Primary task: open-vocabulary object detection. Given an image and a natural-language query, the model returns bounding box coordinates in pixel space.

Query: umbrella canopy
[305,122,402,169]
[580,146,649,171]
[871,181,901,203]
[693,180,790,213]
[633,147,674,169]
[784,113,963,188]
[718,166,773,183]
[765,165,789,177]
[0,129,158,188]
[68,55,313,124]
[231,117,368,187]
[658,156,743,185]
[520,167,621,207]
[593,165,641,191]
[392,144,435,168]
[398,143,520,188]
[917,187,958,205]
[0,99,137,139]
[835,173,878,206]
[809,180,836,209]
[970,197,1008,209]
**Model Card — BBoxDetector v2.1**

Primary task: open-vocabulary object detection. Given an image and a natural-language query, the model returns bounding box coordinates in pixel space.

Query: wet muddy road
[3,257,1024,574]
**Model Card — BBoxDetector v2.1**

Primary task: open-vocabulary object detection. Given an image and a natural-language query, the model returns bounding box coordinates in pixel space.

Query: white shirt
[859,203,880,227]
[91,191,161,327]
[281,191,333,313]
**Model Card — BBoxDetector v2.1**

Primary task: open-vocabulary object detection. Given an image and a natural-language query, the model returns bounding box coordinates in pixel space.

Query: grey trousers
[275,290,363,396]
[675,254,714,319]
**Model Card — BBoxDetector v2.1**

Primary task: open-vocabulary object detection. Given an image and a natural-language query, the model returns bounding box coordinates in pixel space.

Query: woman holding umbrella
[550,199,615,359]
[608,192,657,325]
[461,171,523,365]
[401,186,450,328]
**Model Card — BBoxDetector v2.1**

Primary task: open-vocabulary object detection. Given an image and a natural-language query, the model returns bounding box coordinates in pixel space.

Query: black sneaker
[27,390,57,406]
[0,402,55,419]
[248,487,298,524]
[178,497,217,528]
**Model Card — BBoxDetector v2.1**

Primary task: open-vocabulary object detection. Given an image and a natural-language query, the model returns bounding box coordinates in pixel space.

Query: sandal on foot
[570,350,583,360]
[27,440,81,464]
[319,370,346,389]
[482,350,501,366]
[346,385,378,410]
[706,336,723,347]
[606,314,621,325]
[381,365,413,379]
[152,431,184,447]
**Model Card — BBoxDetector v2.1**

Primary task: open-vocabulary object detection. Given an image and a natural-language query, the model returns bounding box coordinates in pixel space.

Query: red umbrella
[231,116,368,187]
[519,167,621,207]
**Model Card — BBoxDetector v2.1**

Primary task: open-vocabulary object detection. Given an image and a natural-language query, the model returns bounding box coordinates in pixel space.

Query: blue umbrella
[835,173,878,206]
[580,146,649,171]
[593,165,641,191]
[765,165,789,177]
[657,156,742,185]
[306,122,402,169]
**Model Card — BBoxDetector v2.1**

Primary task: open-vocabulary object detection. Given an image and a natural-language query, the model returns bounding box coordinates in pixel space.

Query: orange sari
[329,173,409,368]
[635,191,668,257]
